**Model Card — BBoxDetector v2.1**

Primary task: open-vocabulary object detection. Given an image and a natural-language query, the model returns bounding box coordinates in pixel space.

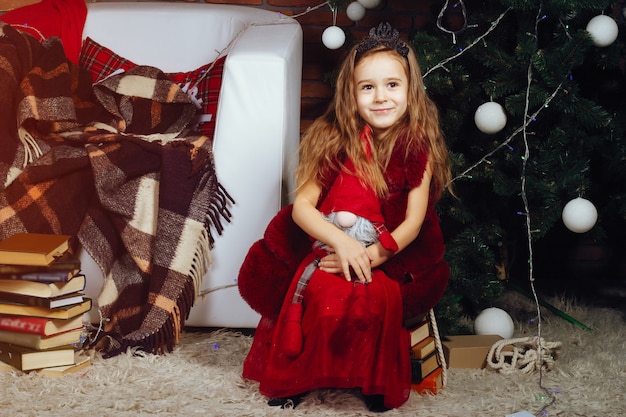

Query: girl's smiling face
[354,51,409,138]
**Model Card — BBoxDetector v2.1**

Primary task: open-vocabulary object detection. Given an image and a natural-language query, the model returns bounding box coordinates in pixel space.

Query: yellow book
[0,298,91,319]
[0,274,85,298]
[0,0,41,12]
[411,336,436,360]
[0,234,70,266]
[38,353,91,376]
[0,327,83,350]
[409,320,431,347]
[0,342,75,371]
[0,251,81,282]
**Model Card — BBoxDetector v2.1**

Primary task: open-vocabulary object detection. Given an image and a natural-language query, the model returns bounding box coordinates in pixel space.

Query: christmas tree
[413,0,626,334]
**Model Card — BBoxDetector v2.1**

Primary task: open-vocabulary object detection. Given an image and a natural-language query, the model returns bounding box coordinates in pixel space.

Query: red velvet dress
[242,134,443,410]
[243,254,411,408]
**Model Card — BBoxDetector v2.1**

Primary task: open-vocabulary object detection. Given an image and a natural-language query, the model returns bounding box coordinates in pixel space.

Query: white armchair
[78,2,302,328]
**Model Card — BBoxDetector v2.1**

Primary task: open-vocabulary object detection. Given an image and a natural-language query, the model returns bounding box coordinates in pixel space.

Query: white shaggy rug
[0,291,624,417]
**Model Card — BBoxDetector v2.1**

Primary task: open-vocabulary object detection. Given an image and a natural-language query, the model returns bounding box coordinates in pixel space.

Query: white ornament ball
[474,307,515,339]
[347,1,366,21]
[357,0,381,9]
[586,15,619,47]
[474,102,507,134]
[562,197,598,233]
[322,26,346,50]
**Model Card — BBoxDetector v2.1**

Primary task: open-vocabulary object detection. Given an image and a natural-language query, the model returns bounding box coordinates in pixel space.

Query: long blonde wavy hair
[295,43,452,201]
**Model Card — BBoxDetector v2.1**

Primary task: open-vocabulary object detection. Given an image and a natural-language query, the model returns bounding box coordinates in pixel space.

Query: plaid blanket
[0,23,233,356]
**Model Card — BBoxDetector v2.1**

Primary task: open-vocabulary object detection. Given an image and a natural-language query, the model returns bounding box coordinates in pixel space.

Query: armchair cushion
[79,37,226,138]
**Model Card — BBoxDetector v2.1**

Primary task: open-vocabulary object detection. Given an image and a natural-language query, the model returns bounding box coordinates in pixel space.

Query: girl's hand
[317,254,341,275]
[319,238,372,283]
[293,180,373,283]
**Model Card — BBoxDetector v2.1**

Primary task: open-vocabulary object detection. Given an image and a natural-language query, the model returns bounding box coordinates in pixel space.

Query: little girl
[239,22,452,412]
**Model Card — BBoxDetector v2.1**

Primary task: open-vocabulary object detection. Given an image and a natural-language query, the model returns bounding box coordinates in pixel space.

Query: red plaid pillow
[79,37,225,138]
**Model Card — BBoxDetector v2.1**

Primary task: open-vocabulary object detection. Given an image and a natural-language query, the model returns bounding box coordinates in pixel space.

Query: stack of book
[0,233,92,374]
[407,316,444,395]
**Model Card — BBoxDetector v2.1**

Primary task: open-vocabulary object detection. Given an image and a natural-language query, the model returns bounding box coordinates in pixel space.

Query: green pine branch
[412,0,625,334]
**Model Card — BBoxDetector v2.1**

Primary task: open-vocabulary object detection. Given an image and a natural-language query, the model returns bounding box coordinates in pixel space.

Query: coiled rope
[487,336,562,375]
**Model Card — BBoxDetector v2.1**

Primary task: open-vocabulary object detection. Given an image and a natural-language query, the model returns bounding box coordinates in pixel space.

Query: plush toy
[280,156,399,357]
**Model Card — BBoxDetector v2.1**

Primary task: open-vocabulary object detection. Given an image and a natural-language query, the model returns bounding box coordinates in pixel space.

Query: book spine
[0,274,86,298]
[0,297,91,319]
[410,351,440,383]
[0,342,75,371]
[0,345,23,369]
[0,252,80,281]
[411,368,444,394]
[410,321,431,346]
[0,271,73,282]
[411,336,436,359]
[0,330,44,350]
[0,315,49,335]
[0,292,54,308]
[0,328,83,350]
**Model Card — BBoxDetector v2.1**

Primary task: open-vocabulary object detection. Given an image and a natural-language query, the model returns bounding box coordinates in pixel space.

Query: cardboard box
[442,334,503,369]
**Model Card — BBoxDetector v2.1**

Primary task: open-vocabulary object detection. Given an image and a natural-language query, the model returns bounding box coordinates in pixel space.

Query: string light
[424,2,586,414]
[448,81,562,183]
[436,0,469,44]
[423,8,512,78]
[520,3,557,414]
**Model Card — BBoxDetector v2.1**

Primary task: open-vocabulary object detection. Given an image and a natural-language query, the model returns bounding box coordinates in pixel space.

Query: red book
[411,367,444,395]
[0,314,83,336]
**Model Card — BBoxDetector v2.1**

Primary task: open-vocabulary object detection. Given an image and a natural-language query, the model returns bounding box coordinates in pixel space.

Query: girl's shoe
[267,394,305,409]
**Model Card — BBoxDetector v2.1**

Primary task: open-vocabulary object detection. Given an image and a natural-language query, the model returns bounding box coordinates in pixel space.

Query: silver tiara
[356,22,409,58]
